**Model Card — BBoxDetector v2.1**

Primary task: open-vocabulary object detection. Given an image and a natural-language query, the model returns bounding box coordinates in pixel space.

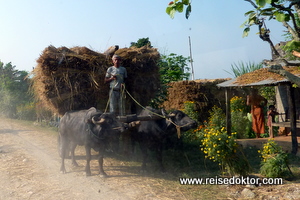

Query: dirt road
[0,118,188,200]
[1,117,300,199]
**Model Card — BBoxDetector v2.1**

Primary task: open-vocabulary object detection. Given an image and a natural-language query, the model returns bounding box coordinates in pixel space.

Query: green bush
[183,101,199,123]
[198,106,250,176]
[230,96,254,138]
[259,139,293,179]
[208,106,226,130]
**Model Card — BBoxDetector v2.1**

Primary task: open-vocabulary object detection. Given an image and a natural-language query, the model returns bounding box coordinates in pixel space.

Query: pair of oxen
[58,107,197,177]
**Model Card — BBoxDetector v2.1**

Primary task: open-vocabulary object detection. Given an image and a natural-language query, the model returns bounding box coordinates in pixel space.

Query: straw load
[162,79,241,123]
[32,45,160,116]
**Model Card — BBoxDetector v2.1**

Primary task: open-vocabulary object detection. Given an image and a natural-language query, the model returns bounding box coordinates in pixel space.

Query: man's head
[269,105,275,110]
[112,54,122,67]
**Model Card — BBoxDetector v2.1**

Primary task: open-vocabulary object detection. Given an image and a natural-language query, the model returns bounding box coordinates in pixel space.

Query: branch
[282,21,299,40]
[258,21,281,58]
[271,2,300,36]
[268,65,300,87]
[264,58,300,67]
[244,0,258,9]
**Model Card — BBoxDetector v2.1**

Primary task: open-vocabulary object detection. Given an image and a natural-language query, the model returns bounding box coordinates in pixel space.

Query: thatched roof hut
[218,66,300,87]
[218,66,300,154]
[32,45,160,116]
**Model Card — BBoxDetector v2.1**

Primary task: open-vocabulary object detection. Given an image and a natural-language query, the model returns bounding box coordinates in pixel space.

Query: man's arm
[104,68,116,83]
[104,75,116,83]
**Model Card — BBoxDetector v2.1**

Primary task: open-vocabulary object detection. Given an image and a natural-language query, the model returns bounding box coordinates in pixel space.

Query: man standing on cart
[105,54,127,116]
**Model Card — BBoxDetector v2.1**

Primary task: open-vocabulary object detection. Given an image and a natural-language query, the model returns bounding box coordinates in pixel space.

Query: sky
[0,0,287,79]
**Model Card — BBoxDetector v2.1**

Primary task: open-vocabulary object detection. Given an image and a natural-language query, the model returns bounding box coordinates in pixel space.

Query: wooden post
[287,83,298,154]
[225,88,231,135]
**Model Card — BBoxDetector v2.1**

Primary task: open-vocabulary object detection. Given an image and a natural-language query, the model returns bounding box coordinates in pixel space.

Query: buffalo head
[165,110,197,132]
[89,113,125,138]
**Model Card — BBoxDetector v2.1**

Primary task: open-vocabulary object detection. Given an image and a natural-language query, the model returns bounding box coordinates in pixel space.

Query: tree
[150,53,190,108]
[0,61,32,118]
[130,37,152,48]
[241,0,300,86]
[242,0,300,65]
[159,53,190,83]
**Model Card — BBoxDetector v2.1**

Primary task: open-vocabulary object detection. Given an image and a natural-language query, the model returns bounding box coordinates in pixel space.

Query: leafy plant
[183,101,199,123]
[208,106,226,130]
[259,139,293,179]
[166,0,191,19]
[149,53,190,108]
[258,86,276,105]
[230,96,253,138]
[159,53,190,83]
[198,106,250,176]
[225,61,264,78]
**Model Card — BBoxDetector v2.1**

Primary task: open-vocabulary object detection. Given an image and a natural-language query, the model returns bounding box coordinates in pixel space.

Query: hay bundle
[162,79,238,123]
[32,45,160,115]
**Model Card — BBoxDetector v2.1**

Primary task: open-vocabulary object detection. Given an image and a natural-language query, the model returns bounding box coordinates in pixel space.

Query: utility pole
[188,36,195,80]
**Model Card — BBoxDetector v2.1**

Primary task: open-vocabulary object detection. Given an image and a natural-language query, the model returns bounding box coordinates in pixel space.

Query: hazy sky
[0,0,286,79]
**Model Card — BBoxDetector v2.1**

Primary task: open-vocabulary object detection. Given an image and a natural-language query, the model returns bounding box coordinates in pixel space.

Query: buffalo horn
[92,116,105,124]
[161,109,168,117]
[168,113,176,117]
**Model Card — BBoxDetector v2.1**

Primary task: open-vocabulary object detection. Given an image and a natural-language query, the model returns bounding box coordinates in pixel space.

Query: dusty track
[0,118,187,200]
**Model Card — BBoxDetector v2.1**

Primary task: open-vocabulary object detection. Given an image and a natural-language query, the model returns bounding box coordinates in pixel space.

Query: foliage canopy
[0,61,33,118]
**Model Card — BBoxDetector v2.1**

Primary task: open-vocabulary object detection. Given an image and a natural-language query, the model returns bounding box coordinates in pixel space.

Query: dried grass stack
[162,79,239,123]
[32,45,160,115]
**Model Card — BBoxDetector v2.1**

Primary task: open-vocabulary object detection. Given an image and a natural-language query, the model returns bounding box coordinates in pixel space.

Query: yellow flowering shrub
[200,127,237,163]
[198,106,250,176]
[259,139,293,178]
[230,96,246,113]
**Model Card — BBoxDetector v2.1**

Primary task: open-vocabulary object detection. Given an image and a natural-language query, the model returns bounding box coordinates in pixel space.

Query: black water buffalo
[132,107,197,172]
[59,107,124,176]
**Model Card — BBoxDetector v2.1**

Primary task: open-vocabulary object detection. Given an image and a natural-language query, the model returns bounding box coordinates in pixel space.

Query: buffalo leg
[60,136,68,174]
[85,146,92,176]
[70,143,79,167]
[140,141,148,172]
[98,150,107,177]
[156,144,165,172]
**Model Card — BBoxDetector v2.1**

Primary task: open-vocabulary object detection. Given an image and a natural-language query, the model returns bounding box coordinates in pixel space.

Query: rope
[123,86,195,138]
[123,87,166,119]
[104,87,113,114]
[104,84,126,113]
